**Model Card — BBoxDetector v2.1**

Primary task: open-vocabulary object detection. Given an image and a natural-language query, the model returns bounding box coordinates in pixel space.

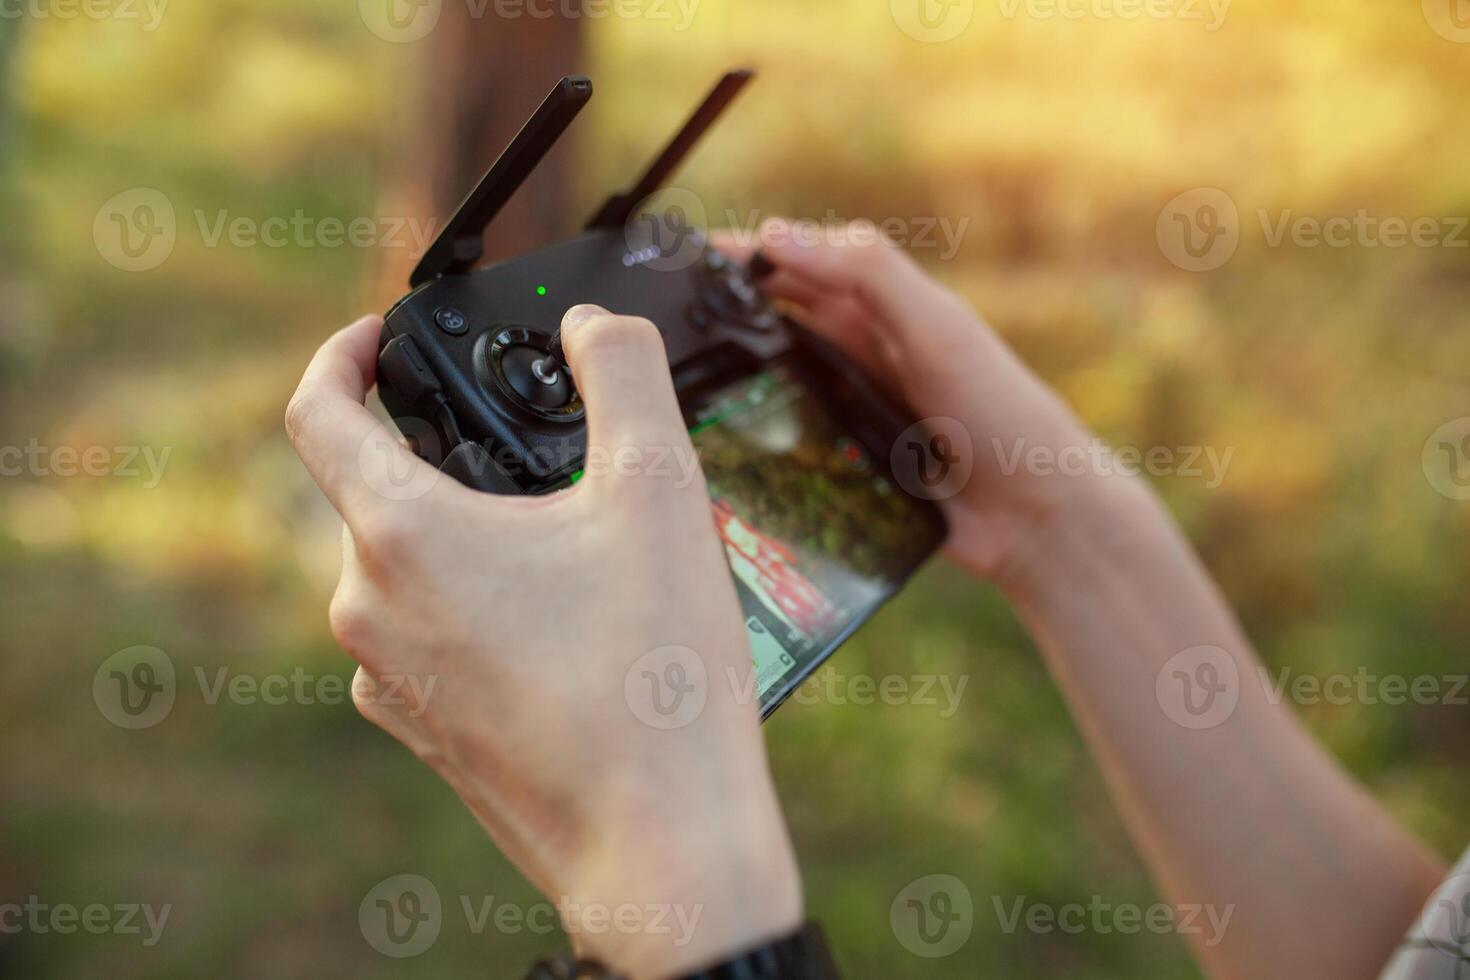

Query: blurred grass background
[1,1,1469,976]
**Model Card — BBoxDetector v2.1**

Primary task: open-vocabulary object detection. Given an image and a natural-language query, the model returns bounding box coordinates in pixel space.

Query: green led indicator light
[536,285,548,296]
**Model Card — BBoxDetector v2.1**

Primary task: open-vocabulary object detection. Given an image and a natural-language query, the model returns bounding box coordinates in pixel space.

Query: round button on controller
[435,307,469,335]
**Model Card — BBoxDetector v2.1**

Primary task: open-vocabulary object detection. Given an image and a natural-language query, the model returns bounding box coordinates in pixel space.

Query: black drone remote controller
[374,69,948,718]
[376,68,937,506]
[377,71,797,493]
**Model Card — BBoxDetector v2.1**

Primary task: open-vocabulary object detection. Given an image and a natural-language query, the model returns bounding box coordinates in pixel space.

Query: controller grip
[440,441,522,495]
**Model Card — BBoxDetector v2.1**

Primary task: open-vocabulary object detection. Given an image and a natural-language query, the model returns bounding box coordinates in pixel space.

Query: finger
[285,315,438,521]
[707,229,760,266]
[798,293,906,396]
[558,304,698,495]
[755,218,967,357]
[710,226,898,380]
[560,304,687,456]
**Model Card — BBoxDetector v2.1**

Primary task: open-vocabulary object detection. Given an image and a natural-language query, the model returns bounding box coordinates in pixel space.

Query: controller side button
[434,307,469,335]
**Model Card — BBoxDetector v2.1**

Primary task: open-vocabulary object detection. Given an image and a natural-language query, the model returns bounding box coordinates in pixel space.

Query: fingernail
[562,304,608,338]
[748,251,776,281]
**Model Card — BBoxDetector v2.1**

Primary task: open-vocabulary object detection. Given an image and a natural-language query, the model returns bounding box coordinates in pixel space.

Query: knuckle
[328,593,373,658]
[353,511,423,576]
[349,673,386,718]
[283,388,319,446]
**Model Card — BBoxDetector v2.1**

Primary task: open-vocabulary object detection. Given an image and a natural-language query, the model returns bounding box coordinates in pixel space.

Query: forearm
[999,475,1445,979]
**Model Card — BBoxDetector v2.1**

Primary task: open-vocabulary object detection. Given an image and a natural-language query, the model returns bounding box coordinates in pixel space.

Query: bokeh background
[2,1,1469,976]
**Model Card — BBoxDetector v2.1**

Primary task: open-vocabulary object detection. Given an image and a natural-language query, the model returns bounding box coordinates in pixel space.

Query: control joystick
[485,327,583,420]
[503,342,572,411]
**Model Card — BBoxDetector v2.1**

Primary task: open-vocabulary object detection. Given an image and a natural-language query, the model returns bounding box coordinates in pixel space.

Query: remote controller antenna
[411,76,594,288]
[585,69,755,231]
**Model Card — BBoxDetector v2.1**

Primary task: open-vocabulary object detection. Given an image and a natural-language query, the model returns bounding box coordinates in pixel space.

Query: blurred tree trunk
[0,21,21,230]
[0,22,23,388]
[373,13,584,305]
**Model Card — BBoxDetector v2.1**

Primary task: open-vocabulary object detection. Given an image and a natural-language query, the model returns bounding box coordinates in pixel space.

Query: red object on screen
[711,499,840,639]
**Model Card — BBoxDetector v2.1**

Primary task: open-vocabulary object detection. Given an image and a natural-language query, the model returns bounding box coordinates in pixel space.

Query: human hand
[285,306,802,977]
[713,219,1139,583]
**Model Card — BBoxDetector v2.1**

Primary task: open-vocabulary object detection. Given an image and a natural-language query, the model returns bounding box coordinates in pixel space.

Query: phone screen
[688,358,945,715]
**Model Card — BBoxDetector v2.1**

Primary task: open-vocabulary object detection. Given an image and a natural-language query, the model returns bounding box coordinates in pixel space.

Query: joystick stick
[531,329,566,387]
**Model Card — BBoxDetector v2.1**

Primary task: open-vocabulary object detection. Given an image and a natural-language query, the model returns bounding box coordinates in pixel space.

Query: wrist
[562,789,803,978]
[995,470,1162,608]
